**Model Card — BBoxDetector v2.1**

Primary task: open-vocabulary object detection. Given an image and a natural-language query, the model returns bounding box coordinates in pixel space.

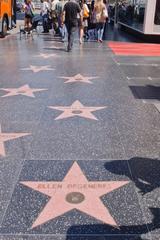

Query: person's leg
[79,26,83,44]
[42,14,49,33]
[60,25,65,41]
[96,23,100,41]
[26,19,31,34]
[24,17,27,31]
[26,18,30,32]
[63,24,67,42]
[58,15,62,37]
[70,26,76,48]
[99,23,105,42]
[42,15,45,32]
[83,19,88,40]
[45,15,50,32]
[84,26,89,40]
[66,24,71,51]
[55,18,59,34]
[22,17,27,34]
[66,23,77,51]
[53,17,58,33]
[29,18,33,30]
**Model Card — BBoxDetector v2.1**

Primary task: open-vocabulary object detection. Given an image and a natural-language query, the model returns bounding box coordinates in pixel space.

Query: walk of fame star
[48,100,106,120]
[60,74,99,84]
[21,162,129,229]
[0,84,47,98]
[44,46,62,50]
[21,65,54,73]
[35,53,58,59]
[0,125,30,157]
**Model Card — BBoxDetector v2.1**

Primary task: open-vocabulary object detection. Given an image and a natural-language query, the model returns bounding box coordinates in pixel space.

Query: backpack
[25,3,35,17]
[83,4,89,18]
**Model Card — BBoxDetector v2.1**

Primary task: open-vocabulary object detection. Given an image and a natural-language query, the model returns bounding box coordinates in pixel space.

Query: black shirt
[63,1,81,25]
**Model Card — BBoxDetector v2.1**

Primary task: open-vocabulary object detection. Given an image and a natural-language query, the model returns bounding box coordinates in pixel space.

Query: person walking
[55,0,66,39]
[93,0,107,42]
[78,0,89,44]
[62,0,81,52]
[23,0,35,33]
[51,0,59,34]
[82,0,90,41]
[41,0,50,33]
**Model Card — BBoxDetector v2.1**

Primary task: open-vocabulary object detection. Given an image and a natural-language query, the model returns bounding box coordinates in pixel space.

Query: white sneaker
[79,38,83,44]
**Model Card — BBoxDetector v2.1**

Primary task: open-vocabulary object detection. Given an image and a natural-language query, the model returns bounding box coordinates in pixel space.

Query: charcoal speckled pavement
[0,30,160,240]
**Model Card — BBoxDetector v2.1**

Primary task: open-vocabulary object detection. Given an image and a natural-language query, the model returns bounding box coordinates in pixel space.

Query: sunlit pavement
[0,29,160,240]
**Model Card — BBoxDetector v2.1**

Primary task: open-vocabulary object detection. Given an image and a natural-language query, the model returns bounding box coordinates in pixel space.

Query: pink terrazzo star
[45,46,62,50]
[21,65,54,73]
[48,100,106,120]
[35,53,58,59]
[0,84,47,98]
[60,74,99,84]
[0,125,30,157]
[21,162,129,229]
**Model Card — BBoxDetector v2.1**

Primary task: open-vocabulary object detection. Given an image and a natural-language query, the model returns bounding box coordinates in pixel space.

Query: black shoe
[67,47,72,52]
[41,31,49,33]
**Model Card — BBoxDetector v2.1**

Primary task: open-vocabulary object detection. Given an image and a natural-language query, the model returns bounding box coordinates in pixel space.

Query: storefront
[116,0,160,36]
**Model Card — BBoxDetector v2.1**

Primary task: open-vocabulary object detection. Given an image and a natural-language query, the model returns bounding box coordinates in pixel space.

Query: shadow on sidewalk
[129,85,160,101]
[65,207,159,239]
[43,47,66,52]
[105,157,160,195]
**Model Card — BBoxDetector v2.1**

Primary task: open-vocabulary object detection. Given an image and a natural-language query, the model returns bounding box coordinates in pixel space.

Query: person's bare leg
[24,18,28,29]
[79,26,83,44]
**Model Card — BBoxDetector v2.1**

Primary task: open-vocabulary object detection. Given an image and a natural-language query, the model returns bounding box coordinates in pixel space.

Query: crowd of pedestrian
[22,0,109,51]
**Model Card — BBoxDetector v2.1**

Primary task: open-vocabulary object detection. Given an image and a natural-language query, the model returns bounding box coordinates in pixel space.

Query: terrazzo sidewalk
[0,32,160,240]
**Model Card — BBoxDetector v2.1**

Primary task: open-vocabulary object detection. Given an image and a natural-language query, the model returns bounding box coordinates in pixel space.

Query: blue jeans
[42,14,49,32]
[96,22,105,41]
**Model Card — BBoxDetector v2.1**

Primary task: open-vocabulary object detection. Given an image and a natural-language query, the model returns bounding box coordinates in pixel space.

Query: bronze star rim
[0,84,48,98]
[60,74,99,84]
[20,161,129,229]
[48,100,107,120]
[21,65,55,73]
[0,124,31,157]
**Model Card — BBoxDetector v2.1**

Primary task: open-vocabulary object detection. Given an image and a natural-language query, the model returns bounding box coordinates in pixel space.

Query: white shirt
[41,1,50,16]
[83,3,89,14]
[51,0,59,11]
[23,2,35,15]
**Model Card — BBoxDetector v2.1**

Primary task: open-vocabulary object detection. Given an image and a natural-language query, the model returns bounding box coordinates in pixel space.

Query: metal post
[114,0,118,28]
